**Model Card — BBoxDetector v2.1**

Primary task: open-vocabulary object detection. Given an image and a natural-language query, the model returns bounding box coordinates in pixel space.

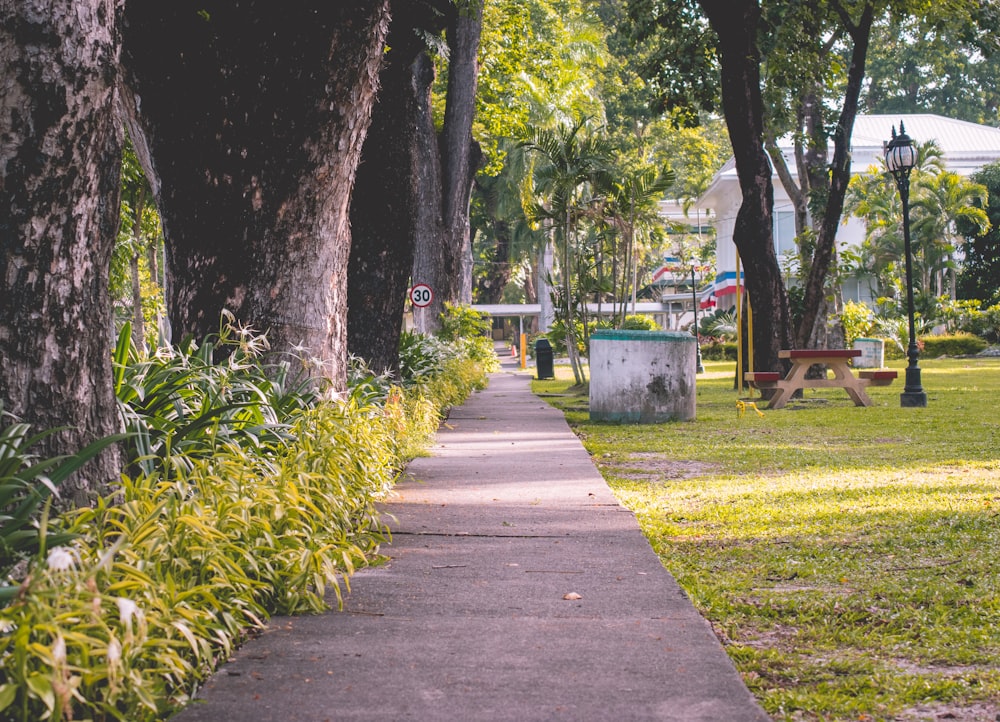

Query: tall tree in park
[765,2,876,349]
[0,0,124,503]
[469,0,608,324]
[119,3,391,388]
[348,0,448,374]
[620,0,792,371]
[863,6,1000,124]
[409,0,485,333]
[521,119,615,385]
[697,0,794,371]
[764,0,986,349]
[620,0,988,364]
[348,0,485,367]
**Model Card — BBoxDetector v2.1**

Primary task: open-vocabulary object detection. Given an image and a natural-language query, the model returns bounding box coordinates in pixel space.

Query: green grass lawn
[534,357,1000,721]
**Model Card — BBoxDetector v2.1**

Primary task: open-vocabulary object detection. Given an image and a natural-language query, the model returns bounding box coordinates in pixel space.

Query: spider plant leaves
[1,417,125,573]
[0,313,496,720]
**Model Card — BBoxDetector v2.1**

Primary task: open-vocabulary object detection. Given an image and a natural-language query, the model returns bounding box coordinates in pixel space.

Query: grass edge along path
[534,358,1000,722]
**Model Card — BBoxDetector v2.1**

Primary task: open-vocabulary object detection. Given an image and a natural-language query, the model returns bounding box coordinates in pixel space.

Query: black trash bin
[535,338,554,380]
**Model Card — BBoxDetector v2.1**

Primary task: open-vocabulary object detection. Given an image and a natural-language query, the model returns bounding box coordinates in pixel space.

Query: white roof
[699,113,1000,207]
[853,114,1000,158]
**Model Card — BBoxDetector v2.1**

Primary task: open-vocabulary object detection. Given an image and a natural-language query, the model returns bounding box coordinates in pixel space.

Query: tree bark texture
[348,3,445,375]
[699,0,793,374]
[0,0,124,504]
[411,0,484,333]
[119,2,390,388]
[795,2,874,348]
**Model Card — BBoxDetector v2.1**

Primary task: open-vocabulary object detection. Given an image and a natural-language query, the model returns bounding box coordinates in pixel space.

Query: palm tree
[845,140,986,304]
[471,140,548,304]
[600,164,675,324]
[845,165,904,295]
[910,170,990,299]
[520,117,614,385]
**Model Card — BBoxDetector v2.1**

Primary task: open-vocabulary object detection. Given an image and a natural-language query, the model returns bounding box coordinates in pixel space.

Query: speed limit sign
[409,283,433,308]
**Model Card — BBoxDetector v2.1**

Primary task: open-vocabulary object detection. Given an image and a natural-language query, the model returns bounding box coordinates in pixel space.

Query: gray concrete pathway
[174,368,769,721]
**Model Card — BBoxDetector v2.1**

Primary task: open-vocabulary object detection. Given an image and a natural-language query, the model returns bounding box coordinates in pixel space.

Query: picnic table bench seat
[857,369,898,386]
[744,371,781,388]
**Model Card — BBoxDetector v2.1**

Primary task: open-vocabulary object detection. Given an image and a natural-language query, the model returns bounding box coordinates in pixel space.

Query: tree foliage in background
[958,161,1000,307]
[863,4,1000,123]
[112,140,166,353]
[615,0,992,367]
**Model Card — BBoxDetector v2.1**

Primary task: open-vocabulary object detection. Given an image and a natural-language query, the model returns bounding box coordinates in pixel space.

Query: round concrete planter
[589,330,696,423]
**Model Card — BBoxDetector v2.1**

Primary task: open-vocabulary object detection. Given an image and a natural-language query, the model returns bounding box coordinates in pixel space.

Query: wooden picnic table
[744,349,897,410]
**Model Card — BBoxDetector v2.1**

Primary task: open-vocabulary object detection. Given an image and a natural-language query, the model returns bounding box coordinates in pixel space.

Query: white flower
[107,637,121,665]
[52,635,66,665]
[46,546,77,571]
[115,597,138,625]
[0,618,15,634]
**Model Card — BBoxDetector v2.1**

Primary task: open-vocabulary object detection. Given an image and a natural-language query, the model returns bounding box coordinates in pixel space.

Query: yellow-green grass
[535,358,1000,721]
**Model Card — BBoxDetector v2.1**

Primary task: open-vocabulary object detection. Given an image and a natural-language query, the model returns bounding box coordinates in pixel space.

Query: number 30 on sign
[409,284,433,308]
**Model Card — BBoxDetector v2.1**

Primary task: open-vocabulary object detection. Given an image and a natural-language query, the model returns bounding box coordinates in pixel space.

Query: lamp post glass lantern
[884,122,927,407]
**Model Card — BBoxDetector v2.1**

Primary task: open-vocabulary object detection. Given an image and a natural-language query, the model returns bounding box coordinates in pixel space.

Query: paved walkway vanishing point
[173,366,770,722]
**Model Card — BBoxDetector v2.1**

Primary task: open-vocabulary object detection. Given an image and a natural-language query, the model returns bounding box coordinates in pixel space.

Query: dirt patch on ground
[598,452,720,481]
[888,659,997,679]
[891,701,1000,721]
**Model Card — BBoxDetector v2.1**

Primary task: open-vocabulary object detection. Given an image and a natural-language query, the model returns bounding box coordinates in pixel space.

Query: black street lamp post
[884,122,927,407]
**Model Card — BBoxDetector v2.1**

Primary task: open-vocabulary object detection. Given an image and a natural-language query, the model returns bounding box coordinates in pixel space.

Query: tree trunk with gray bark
[0,0,124,505]
[411,0,484,334]
[348,2,446,375]
[119,2,391,389]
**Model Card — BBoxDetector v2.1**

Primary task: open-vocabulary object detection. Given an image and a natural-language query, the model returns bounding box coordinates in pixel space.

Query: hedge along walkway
[174,370,768,722]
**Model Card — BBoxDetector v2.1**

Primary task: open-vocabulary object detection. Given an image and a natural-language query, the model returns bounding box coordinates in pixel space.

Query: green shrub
[839,300,875,346]
[619,314,660,331]
[437,303,500,374]
[919,333,989,357]
[698,311,737,341]
[438,302,490,342]
[881,338,906,360]
[541,318,582,357]
[0,388,396,721]
[701,341,738,361]
[0,415,121,596]
[964,304,1000,344]
[113,317,319,480]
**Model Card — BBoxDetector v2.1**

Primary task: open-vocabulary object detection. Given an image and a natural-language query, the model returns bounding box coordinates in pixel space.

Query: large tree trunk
[700,0,793,374]
[406,49,447,335]
[795,3,874,348]
[0,0,124,505]
[411,0,484,333]
[348,4,445,375]
[119,2,390,389]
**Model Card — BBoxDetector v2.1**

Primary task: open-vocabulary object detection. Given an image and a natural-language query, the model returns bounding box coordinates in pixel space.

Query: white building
[694,114,1000,312]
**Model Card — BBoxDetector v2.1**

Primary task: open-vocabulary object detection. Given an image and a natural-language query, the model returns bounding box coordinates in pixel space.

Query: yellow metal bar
[736,252,743,392]
[520,333,527,369]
